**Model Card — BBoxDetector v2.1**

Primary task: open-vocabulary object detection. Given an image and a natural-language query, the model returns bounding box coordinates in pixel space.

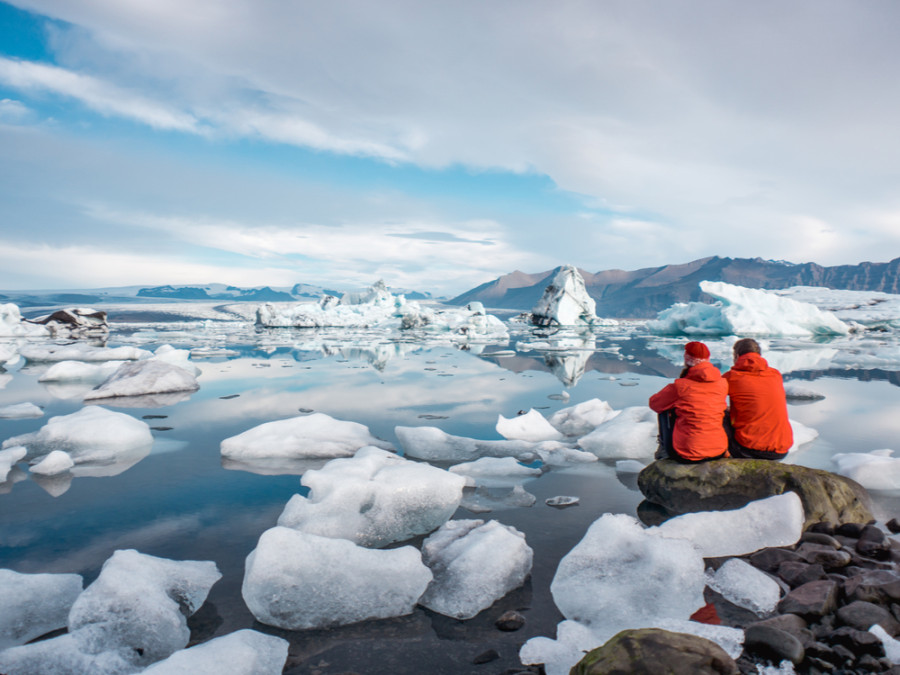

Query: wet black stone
[495,610,526,632]
[777,561,826,588]
[837,600,900,635]
[749,547,803,573]
[836,523,867,538]
[887,518,900,534]
[809,522,836,535]
[828,626,886,657]
[744,624,805,664]
[801,531,843,548]
[473,649,500,664]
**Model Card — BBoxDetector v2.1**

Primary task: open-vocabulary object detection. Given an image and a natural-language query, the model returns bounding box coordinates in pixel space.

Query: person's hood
[684,360,722,382]
[733,352,769,373]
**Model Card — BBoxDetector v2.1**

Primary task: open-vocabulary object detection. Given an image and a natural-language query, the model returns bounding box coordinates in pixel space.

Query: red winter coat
[724,353,793,454]
[649,361,729,461]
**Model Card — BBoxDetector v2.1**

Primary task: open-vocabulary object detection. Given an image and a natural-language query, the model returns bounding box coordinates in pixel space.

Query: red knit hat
[684,341,710,360]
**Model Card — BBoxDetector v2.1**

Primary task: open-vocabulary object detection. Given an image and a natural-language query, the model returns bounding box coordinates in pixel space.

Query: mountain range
[450,256,900,318]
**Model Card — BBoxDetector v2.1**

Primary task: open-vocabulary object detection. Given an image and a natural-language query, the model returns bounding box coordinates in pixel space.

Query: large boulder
[637,459,874,530]
[571,628,739,675]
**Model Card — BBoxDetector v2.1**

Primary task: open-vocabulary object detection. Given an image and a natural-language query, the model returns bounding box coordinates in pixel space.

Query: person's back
[649,344,728,462]
[724,339,793,459]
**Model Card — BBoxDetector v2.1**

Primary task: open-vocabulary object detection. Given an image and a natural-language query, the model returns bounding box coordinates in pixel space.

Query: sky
[0,0,899,297]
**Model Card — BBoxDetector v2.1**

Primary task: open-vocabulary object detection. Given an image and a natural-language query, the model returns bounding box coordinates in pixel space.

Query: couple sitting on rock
[649,338,793,463]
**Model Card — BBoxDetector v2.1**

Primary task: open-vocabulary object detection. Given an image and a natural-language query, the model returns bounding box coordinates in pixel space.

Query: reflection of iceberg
[221,456,331,476]
[84,391,194,409]
[652,340,838,375]
[515,333,597,386]
[460,485,537,513]
[648,281,850,336]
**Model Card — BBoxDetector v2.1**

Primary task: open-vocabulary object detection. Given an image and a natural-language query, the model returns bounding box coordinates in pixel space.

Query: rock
[837,600,900,635]
[743,624,805,665]
[809,522,836,535]
[637,459,875,530]
[777,561,827,588]
[472,649,499,664]
[827,626,885,657]
[749,548,803,573]
[796,542,853,569]
[495,610,526,632]
[777,580,839,618]
[843,569,900,605]
[801,531,842,548]
[887,518,900,534]
[570,628,740,675]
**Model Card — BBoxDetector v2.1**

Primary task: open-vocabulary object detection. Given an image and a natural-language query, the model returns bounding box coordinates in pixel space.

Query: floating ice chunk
[651,493,804,558]
[449,456,542,487]
[535,442,598,466]
[531,265,598,327]
[551,513,706,641]
[0,402,43,418]
[419,519,533,619]
[0,550,221,674]
[870,624,900,664]
[615,459,647,474]
[783,382,825,401]
[0,342,20,365]
[84,360,200,401]
[402,302,510,340]
[30,449,74,475]
[141,629,289,675]
[833,449,900,491]
[0,445,26,481]
[3,406,154,467]
[222,413,392,460]
[520,619,603,675]
[548,399,619,437]
[706,558,781,615]
[496,409,564,442]
[38,360,127,383]
[0,568,83,650]
[0,303,50,337]
[647,281,850,337]
[396,425,538,462]
[789,419,818,452]
[26,307,108,337]
[19,344,151,362]
[546,496,579,507]
[150,344,201,376]
[277,446,465,547]
[577,406,658,459]
[242,526,432,629]
[460,484,536,513]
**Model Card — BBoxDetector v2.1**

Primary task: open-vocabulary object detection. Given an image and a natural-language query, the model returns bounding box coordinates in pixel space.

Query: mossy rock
[571,628,739,675]
[637,459,874,530]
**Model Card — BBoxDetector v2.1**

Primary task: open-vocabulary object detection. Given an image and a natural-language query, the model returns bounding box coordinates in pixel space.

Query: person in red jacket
[649,341,729,462]
[724,338,793,460]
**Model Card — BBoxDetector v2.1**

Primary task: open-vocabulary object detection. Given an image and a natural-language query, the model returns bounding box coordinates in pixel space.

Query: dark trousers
[723,417,788,461]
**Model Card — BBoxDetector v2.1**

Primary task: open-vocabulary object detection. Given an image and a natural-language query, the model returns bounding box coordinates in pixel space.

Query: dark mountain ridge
[450,256,900,318]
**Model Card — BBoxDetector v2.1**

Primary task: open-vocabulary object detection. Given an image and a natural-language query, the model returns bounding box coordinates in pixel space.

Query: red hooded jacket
[649,361,729,461]
[724,352,793,454]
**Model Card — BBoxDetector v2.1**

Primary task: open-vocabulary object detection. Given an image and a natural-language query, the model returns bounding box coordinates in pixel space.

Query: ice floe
[221,412,392,460]
[647,281,850,337]
[29,449,75,476]
[418,519,533,619]
[548,398,618,437]
[0,568,83,650]
[832,449,900,491]
[19,344,152,363]
[449,456,542,486]
[783,381,826,401]
[496,408,564,442]
[776,286,900,327]
[84,359,200,402]
[530,265,601,328]
[396,425,539,462]
[651,492,804,558]
[0,303,50,338]
[276,446,465,547]
[242,526,432,629]
[0,445,26,481]
[0,550,220,674]
[3,406,154,471]
[705,558,782,615]
[0,402,43,418]
[576,406,658,459]
[140,629,288,675]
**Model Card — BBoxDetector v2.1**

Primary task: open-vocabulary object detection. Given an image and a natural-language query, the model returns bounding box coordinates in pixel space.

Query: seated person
[723,338,793,460]
[649,341,728,462]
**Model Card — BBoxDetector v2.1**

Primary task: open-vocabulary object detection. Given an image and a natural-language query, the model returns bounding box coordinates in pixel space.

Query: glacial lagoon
[3,309,900,673]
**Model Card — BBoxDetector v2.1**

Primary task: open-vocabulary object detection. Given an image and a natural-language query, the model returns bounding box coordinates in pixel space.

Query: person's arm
[649,383,678,413]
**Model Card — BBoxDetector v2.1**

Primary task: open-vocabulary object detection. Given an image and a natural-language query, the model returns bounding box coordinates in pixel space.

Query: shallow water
[2,317,900,673]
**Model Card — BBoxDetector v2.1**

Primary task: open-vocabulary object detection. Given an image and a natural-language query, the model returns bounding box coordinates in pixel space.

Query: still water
[2,317,900,673]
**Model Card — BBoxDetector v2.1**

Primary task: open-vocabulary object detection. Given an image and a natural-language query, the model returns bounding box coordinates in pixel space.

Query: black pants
[723,417,787,461]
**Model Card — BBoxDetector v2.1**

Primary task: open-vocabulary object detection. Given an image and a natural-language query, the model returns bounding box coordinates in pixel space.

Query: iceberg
[530,265,599,327]
[0,568,83,650]
[449,456,542,486]
[0,402,43,419]
[832,449,900,491]
[25,307,108,337]
[496,408,564,442]
[0,303,50,337]
[647,281,850,336]
[3,406,154,468]
[276,446,465,547]
[0,550,221,674]
[576,406,658,459]
[419,519,533,619]
[222,412,392,460]
[776,286,900,327]
[396,425,540,462]
[38,360,128,383]
[548,398,619,437]
[242,526,432,629]
[651,492,804,558]
[705,558,782,615]
[84,359,200,402]
[140,629,289,675]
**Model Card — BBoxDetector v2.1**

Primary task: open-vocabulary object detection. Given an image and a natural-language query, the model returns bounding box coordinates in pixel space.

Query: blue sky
[1,0,899,296]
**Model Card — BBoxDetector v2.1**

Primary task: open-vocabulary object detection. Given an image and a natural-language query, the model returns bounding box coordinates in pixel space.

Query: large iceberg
[647,281,850,336]
[84,360,200,402]
[221,412,392,460]
[276,446,466,547]
[418,519,533,619]
[25,307,109,338]
[530,265,599,327]
[0,568,84,650]
[140,630,288,675]
[242,526,432,629]
[0,550,221,674]
[2,406,154,469]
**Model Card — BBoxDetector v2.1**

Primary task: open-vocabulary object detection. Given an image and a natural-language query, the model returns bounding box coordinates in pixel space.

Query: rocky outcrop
[637,459,874,530]
[571,628,740,674]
